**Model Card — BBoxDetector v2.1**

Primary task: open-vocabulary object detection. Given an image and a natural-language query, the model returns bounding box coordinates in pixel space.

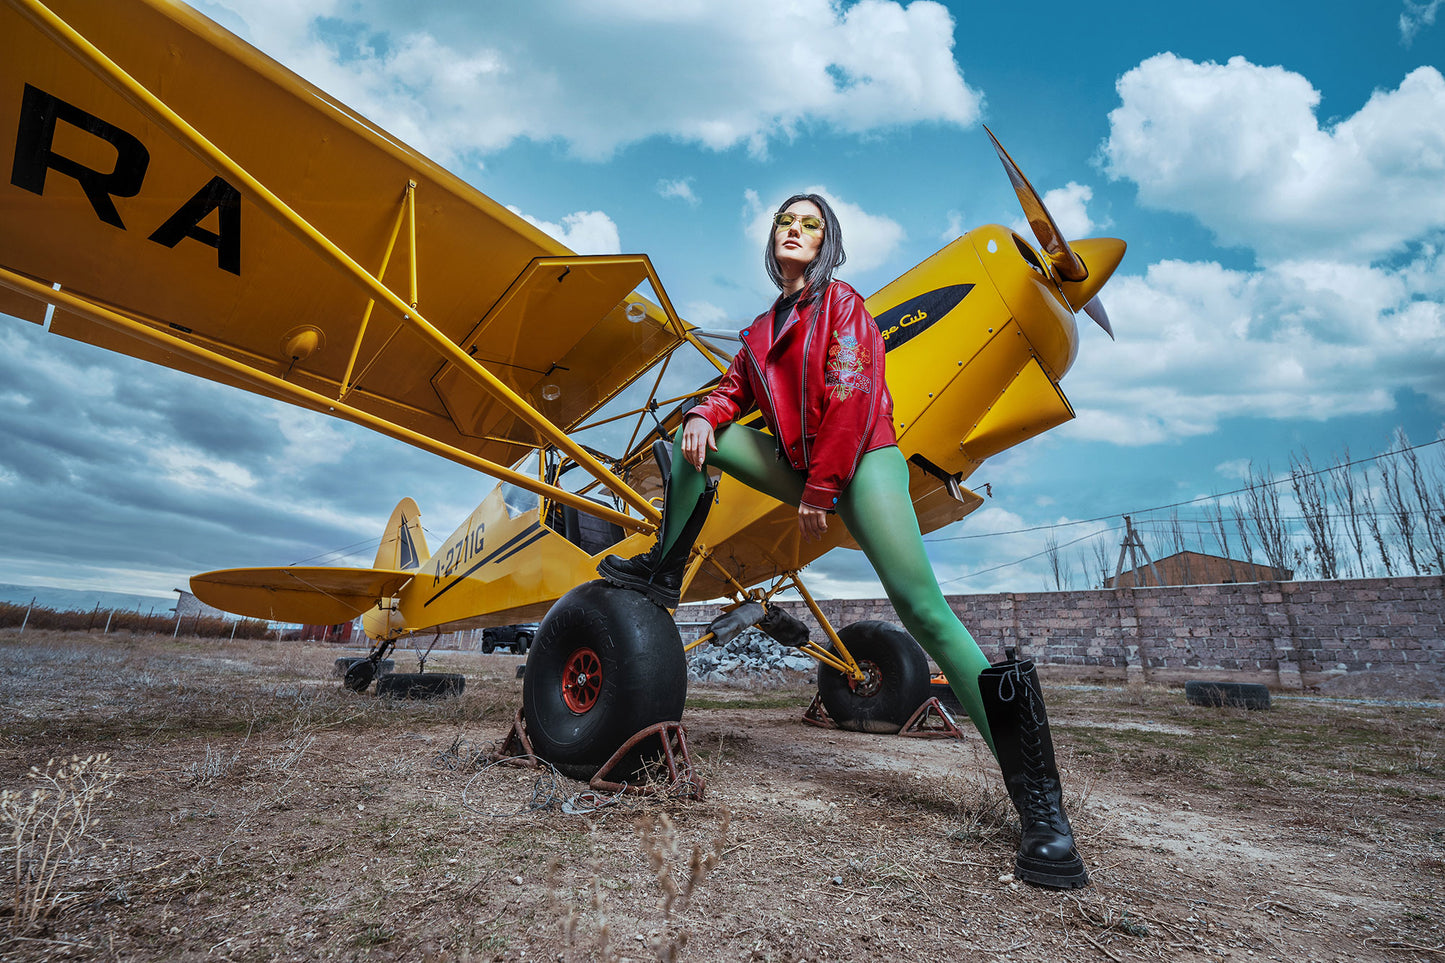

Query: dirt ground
[1,630,1442,963]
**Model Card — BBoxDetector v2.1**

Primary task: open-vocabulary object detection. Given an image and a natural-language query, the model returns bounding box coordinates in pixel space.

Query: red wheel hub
[561,647,602,713]
[847,659,883,697]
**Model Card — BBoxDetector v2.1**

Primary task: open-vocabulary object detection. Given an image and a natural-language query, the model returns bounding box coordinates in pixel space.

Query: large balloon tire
[817,621,930,734]
[376,672,465,699]
[523,581,687,781]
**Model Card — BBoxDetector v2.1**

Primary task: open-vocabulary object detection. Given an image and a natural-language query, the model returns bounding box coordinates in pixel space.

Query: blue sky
[1,0,1442,603]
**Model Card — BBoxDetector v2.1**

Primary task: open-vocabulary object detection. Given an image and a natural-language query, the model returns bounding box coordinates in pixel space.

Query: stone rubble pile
[686,627,816,684]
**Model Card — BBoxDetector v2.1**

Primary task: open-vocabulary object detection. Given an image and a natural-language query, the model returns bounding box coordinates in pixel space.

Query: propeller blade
[1082,297,1115,340]
[984,125,1088,283]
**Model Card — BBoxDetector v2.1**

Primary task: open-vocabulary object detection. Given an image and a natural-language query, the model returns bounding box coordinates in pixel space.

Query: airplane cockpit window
[499,451,542,518]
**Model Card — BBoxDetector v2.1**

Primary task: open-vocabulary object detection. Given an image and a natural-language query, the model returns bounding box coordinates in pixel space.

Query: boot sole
[595,561,678,609]
[1016,852,1090,890]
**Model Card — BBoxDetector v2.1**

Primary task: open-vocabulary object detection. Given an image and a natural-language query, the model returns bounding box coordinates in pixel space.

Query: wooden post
[20,596,35,636]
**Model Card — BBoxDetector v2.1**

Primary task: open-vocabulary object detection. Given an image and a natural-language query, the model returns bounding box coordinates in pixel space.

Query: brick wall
[676,575,1445,689]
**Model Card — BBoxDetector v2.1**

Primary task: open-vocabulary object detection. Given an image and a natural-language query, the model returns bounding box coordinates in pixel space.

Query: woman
[599,194,1088,889]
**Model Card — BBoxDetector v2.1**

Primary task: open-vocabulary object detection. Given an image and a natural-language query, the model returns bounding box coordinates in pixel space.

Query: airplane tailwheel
[523,581,687,781]
[817,621,930,733]
[334,657,394,678]
[343,659,378,692]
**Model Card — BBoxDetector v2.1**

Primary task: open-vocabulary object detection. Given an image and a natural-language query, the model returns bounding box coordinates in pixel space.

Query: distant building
[172,589,230,619]
[1105,550,1292,588]
[292,620,358,643]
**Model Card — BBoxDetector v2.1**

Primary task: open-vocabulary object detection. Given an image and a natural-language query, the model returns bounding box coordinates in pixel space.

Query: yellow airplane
[0,0,1123,778]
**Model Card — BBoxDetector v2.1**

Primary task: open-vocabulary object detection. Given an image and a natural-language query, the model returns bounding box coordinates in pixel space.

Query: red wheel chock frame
[590,722,705,800]
[802,692,836,728]
[898,697,965,740]
[487,712,704,799]
[801,692,965,740]
[485,708,541,767]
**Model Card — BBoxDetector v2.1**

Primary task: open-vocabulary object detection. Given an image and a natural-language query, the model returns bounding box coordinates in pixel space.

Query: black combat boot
[596,480,715,609]
[980,651,1090,889]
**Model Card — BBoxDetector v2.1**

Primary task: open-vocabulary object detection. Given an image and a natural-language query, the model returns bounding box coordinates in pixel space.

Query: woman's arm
[685,351,755,436]
[680,416,716,470]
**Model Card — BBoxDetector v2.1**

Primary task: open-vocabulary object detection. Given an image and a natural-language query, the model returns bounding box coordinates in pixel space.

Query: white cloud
[1401,0,1442,45]
[150,444,257,491]
[940,210,966,242]
[1214,458,1252,480]
[195,0,980,162]
[742,187,906,275]
[505,207,621,254]
[266,408,355,473]
[657,178,699,206]
[1102,55,1445,262]
[1059,250,1445,444]
[680,301,730,326]
[1009,182,1097,240]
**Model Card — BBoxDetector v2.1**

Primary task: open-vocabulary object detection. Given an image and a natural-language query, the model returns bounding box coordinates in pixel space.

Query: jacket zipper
[739,338,785,459]
[799,294,818,466]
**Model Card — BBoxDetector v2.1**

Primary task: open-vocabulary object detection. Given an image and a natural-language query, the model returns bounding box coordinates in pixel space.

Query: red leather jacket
[687,280,897,511]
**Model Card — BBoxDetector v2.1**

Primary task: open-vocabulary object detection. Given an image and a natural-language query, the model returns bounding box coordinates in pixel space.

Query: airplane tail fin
[375,498,428,571]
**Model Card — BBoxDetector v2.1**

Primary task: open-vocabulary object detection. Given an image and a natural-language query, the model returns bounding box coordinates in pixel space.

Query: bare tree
[1091,534,1114,588]
[1207,499,1240,582]
[1242,462,1293,577]
[1146,518,1174,576]
[1328,447,1369,578]
[1044,533,1070,590]
[1379,435,1423,575]
[1360,478,1396,577]
[1401,435,1445,574]
[1167,509,1194,583]
[1232,494,1257,570]
[1290,448,1339,579]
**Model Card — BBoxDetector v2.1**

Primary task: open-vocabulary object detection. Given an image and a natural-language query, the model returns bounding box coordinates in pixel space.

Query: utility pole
[1113,516,1164,588]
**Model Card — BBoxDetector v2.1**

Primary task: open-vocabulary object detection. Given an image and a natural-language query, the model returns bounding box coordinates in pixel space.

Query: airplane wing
[190,567,415,625]
[0,0,693,474]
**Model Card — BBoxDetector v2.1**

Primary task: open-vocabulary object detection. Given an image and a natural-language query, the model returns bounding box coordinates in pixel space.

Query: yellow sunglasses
[773,212,825,236]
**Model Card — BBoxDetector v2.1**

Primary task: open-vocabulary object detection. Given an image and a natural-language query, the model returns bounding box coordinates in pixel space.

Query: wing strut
[338,180,416,401]
[0,266,652,535]
[8,0,660,525]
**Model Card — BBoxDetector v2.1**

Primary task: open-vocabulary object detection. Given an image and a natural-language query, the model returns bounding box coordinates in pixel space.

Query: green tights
[659,423,997,755]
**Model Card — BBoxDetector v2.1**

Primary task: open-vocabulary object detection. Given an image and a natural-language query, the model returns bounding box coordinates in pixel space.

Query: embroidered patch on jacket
[824,332,872,400]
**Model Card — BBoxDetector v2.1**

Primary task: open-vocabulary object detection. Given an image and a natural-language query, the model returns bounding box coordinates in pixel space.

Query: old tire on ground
[523,581,687,781]
[376,672,465,699]
[1185,680,1271,710]
[333,657,394,678]
[818,621,931,734]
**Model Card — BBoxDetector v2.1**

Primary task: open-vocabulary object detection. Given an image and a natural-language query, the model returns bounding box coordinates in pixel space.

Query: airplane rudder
[375,497,429,570]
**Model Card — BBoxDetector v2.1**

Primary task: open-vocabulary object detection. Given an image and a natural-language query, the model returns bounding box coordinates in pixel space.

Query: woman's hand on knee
[681,417,716,471]
[798,504,829,541]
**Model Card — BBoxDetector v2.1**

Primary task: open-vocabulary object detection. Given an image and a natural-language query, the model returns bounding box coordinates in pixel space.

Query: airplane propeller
[1082,297,1114,340]
[984,125,1117,340]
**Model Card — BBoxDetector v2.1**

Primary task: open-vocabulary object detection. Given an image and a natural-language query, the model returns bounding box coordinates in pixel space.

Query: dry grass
[0,630,1442,962]
[2,754,118,931]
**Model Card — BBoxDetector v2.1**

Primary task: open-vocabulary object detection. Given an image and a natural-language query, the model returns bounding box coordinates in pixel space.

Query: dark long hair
[764,192,846,303]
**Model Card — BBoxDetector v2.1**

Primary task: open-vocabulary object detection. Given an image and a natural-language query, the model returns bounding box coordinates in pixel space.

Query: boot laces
[1003,668,1063,828]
